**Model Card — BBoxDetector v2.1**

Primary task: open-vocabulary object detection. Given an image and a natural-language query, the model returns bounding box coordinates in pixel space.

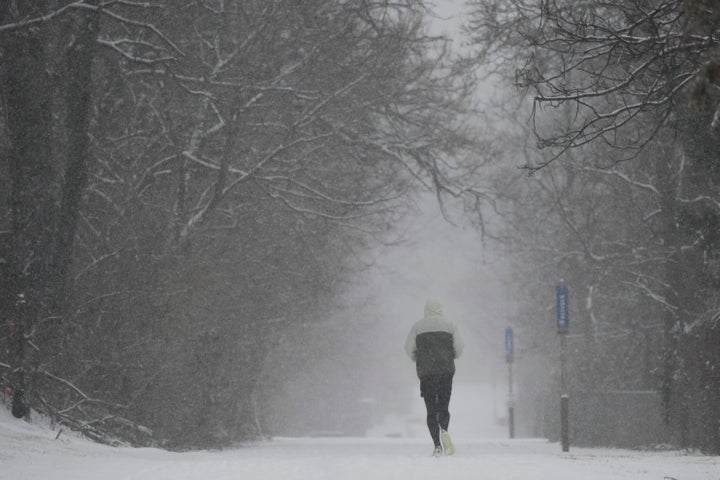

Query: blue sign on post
[505,327,514,363]
[556,283,569,333]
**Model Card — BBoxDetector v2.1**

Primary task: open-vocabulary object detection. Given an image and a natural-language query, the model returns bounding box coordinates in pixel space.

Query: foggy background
[4,0,720,455]
[259,194,516,439]
[256,1,515,440]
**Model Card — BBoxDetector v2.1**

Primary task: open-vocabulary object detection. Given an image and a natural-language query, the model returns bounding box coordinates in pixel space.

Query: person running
[405,297,464,456]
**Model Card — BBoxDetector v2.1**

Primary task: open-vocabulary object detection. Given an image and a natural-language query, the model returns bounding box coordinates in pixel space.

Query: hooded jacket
[405,298,464,378]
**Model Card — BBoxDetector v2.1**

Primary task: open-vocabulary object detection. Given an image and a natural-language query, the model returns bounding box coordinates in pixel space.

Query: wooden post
[508,360,515,439]
[561,394,569,452]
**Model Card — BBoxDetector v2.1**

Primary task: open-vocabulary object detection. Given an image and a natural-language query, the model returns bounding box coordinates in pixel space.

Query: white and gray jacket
[405,298,464,378]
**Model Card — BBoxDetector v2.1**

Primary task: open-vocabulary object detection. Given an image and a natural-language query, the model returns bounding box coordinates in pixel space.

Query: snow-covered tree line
[0,1,485,447]
[466,0,720,453]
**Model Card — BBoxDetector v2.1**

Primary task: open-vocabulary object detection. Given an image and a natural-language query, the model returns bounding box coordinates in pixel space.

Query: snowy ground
[2,405,718,480]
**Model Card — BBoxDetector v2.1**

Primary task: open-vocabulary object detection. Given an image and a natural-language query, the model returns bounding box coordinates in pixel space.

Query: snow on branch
[255,175,403,208]
[677,195,720,212]
[620,279,678,313]
[97,38,175,65]
[581,167,661,196]
[39,369,128,409]
[0,1,96,34]
[0,1,184,59]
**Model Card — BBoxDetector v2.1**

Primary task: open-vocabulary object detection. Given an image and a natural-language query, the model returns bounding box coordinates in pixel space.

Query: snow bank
[1,404,716,480]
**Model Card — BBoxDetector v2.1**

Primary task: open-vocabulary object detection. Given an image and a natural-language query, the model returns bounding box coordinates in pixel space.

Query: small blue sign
[505,327,514,363]
[556,284,569,333]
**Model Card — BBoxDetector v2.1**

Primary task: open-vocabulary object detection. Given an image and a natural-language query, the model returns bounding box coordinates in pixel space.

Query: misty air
[1,1,719,479]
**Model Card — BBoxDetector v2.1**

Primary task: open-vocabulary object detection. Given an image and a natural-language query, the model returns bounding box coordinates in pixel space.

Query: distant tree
[0,0,488,446]
[466,0,720,169]
[466,0,720,451]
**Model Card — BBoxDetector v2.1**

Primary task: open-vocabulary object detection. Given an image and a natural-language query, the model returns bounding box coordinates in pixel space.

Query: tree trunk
[0,6,57,414]
[52,11,99,309]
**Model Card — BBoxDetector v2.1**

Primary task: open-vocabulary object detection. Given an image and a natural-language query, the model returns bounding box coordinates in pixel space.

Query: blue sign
[505,327,514,363]
[556,284,569,333]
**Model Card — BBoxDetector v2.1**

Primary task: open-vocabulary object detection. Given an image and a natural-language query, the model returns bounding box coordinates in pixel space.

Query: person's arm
[404,326,417,361]
[452,324,464,358]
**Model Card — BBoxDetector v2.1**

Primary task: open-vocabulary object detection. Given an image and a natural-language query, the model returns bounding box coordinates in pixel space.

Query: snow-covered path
[2,408,717,480]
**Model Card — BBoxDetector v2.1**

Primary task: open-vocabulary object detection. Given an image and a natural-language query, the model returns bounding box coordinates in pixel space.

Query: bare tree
[1,0,489,446]
[466,0,720,169]
[1,0,62,417]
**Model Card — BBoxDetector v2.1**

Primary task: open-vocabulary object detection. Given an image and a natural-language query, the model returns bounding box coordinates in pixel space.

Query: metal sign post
[505,327,514,439]
[556,281,570,452]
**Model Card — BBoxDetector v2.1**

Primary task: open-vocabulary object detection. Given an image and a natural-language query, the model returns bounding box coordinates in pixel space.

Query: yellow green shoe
[440,429,455,455]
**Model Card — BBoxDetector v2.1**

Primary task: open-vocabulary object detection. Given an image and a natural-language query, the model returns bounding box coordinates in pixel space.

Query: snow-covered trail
[2,408,717,480]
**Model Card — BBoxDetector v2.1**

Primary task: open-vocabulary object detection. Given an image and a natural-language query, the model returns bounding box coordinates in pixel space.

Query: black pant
[420,373,453,447]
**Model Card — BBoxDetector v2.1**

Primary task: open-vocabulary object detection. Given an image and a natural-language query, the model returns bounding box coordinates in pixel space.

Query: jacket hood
[424,297,444,318]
